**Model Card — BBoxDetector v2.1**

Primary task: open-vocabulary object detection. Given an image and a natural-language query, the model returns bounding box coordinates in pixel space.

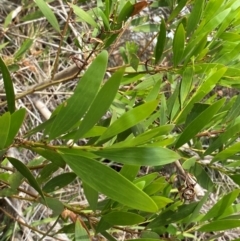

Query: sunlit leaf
[47,51,108,139]
[0,57,15,113]
[60,153,158,213]
[34,0,60,33]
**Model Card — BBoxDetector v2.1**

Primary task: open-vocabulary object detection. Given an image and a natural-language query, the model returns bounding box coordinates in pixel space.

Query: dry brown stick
[0,207,66,241]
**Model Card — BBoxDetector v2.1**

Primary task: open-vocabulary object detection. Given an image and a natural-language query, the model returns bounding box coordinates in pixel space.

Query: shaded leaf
[8,157,45,200]
[175,98,225,148]
[83,182,98,211]
[42,172,76,193]
[154,19,166,64]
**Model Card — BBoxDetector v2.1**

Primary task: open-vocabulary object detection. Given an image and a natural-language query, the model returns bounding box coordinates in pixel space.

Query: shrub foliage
[1,0,240,240]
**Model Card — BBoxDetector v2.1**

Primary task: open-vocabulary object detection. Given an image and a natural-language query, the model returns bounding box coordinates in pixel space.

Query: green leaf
[43,197,64,216]
[97,211,145,233]
[0,113,10,149]
[5,108,26,147]
[14,39,34,60]
[180,67,193,108]
[82,182,98,211]
[102,211,145,226]
[120,164,140,181]
[200,8,231,36]
[213,142,240,162]
[185,193,209,224]
[175,98,225,148]
[70,4,98,28]
[173,23,185,67]
[98,100,159,142]
[186,0,204,36]
[47,51,108,139]
[37,163,59,184]
[148,202,198,228]
[7,157,45,200]
[60,153,158,213]
[201,189,240,221]
[42,172,76,193]
[0,56,15,113]
[34,0,60,33]
[176,67,227,124]
[31,147,65,168]
[94,147,180,166]
[74,69,123,140]
[151,196,173,209]
[75,220,90,241]
[199,220,240,232]
[112,124,174,147]
[205,122,240,156]
[168,0,188,22]
[154,19,166,64]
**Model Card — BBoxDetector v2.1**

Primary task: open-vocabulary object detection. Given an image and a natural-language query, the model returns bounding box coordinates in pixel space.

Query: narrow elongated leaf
[70,4,98,28]
[148,202,198,228]
[14,39,33,60]
[43,197,64,216]
[42,173,76,193]
[0,56,15,113]
[205,122,240,155]
[200,8,231,37]
[96,211,145,232]
[175,98,225,148]
[7,157,45,200]
[0,112,11,149]
[212,142,240,162]
[34,0,60,33]
[60,153,158,213]
[176,67,227,124]
[31,147,65,167]
[168,0,188,22]
[199,220,240,232]
[180,67,193,108]
[201,189,240,221]
[173,23,185,67]
[83,182,98,211]
[98,100,159,142]
[102,211,144,226]
[154,19,166,64]
[94,147,180,166]
[186,193,209,224]
[47,51,108,139]
[112,125,174,148]
[75,220,91,241]
[5,108,26,147]
[74,69,123,140]
[186,0,204,36]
